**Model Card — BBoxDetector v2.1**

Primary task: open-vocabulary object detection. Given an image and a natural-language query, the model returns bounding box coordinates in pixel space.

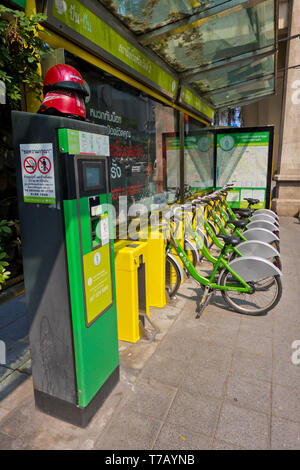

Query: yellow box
[139,227,166,308]
[114,240,149,343]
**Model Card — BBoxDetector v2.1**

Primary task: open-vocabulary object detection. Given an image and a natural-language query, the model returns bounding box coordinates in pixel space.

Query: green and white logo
[55,0,67,15]
[197,136,210,153]
[219,135,235,151]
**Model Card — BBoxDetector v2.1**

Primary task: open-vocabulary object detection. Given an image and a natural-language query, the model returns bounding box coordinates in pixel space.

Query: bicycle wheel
[219,270,282,315]
[165,255,181,298]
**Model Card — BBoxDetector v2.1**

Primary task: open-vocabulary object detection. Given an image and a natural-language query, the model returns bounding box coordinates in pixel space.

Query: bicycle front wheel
[165,255,181,298]
[219,270,282,315]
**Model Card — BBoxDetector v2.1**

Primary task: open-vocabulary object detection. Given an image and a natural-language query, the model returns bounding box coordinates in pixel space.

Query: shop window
[183,115,214,194]
[64,51,179,230]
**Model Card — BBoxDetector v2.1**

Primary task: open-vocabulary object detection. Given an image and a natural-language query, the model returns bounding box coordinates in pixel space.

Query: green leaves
[0,220,12,288]
[0,5,53,109]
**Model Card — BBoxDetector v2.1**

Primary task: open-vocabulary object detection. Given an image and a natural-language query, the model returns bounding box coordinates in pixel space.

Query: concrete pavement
[0,216,299,450]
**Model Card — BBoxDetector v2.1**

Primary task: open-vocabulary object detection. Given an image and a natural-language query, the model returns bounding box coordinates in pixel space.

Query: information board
[216,128,274,209]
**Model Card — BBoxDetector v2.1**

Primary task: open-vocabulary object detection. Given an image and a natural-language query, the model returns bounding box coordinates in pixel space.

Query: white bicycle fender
[235,240,280,259]
[243,228,280,243]
[255,209,279,220]
[246,220,278,232]
[228,256,282,282]
[167,253,185,283]
[250,214,279,226]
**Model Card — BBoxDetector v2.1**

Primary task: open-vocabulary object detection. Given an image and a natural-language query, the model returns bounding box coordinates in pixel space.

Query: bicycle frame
[167,231,251,293]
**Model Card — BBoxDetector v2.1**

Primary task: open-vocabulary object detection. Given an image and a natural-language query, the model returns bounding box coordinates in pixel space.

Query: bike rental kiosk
[12,111,119,427]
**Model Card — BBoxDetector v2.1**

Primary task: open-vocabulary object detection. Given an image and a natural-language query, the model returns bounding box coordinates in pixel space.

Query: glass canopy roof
[206,76,275,108]
[99,0,276,110]
[190,53,275,94]
[100,0,244,34]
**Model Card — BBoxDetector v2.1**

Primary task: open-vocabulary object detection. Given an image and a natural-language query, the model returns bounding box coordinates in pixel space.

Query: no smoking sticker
[20,143,56,204]
[24,157,37,174]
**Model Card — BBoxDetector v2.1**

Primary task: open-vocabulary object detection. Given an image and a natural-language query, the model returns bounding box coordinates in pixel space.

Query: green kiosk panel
[12,112,119,427]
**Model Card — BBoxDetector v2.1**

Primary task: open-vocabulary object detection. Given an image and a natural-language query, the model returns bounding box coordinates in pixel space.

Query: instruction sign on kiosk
[12,112,119,427]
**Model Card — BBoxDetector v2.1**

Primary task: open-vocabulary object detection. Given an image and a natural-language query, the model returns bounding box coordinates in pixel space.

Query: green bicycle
[160,209,282,316]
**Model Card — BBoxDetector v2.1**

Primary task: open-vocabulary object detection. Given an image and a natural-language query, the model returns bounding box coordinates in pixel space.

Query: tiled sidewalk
[0,217,299,450]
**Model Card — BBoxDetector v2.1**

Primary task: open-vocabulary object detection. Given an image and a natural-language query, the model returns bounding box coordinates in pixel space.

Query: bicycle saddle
[244,198,260,205]
[233,208,254,218]
[227,218,248,229]
[218,234,241,246]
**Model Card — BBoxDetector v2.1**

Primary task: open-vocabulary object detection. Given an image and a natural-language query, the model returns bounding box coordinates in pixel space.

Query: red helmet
[38,90,86,120]
[43,64,89,97]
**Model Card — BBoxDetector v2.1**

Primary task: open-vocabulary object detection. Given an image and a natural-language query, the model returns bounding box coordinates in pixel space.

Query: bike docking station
[12,111,119,427]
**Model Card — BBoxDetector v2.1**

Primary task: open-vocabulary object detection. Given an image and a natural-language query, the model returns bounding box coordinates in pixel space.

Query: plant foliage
[0,220,11,289]
[0,5,52,109]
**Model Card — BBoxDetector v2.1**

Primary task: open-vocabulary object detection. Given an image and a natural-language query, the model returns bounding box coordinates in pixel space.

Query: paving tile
[271,416,300,450]
[0,371,30,407]
[0,339,30,373]
[211,439,243,450]
[155,332,199,363]
[0,373,33,412]
[165,389,221,437]
[225,374,271,414]
[0,431,31,450]
[231,349,272,382]
[1,392,122,450]
[240,316,274,338]
[0,295,26,329]
[236,329,273,358]
[0,406,9,421]
[272,383,300,423]
[273,337,295,360]
[273,357,300,388]
[181,366,227,400]
[169,314,209,341]
[273,321,300,345]
[193,340,233,372]
[119,341,157,371]
[0,365,13,383]
[138,354,188,388]
[0,314,29,341]
[153,422,211,450]
[94,406,161,450]
[199,324,239,349]
[124,380,175,420]
[215,402,270,450]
